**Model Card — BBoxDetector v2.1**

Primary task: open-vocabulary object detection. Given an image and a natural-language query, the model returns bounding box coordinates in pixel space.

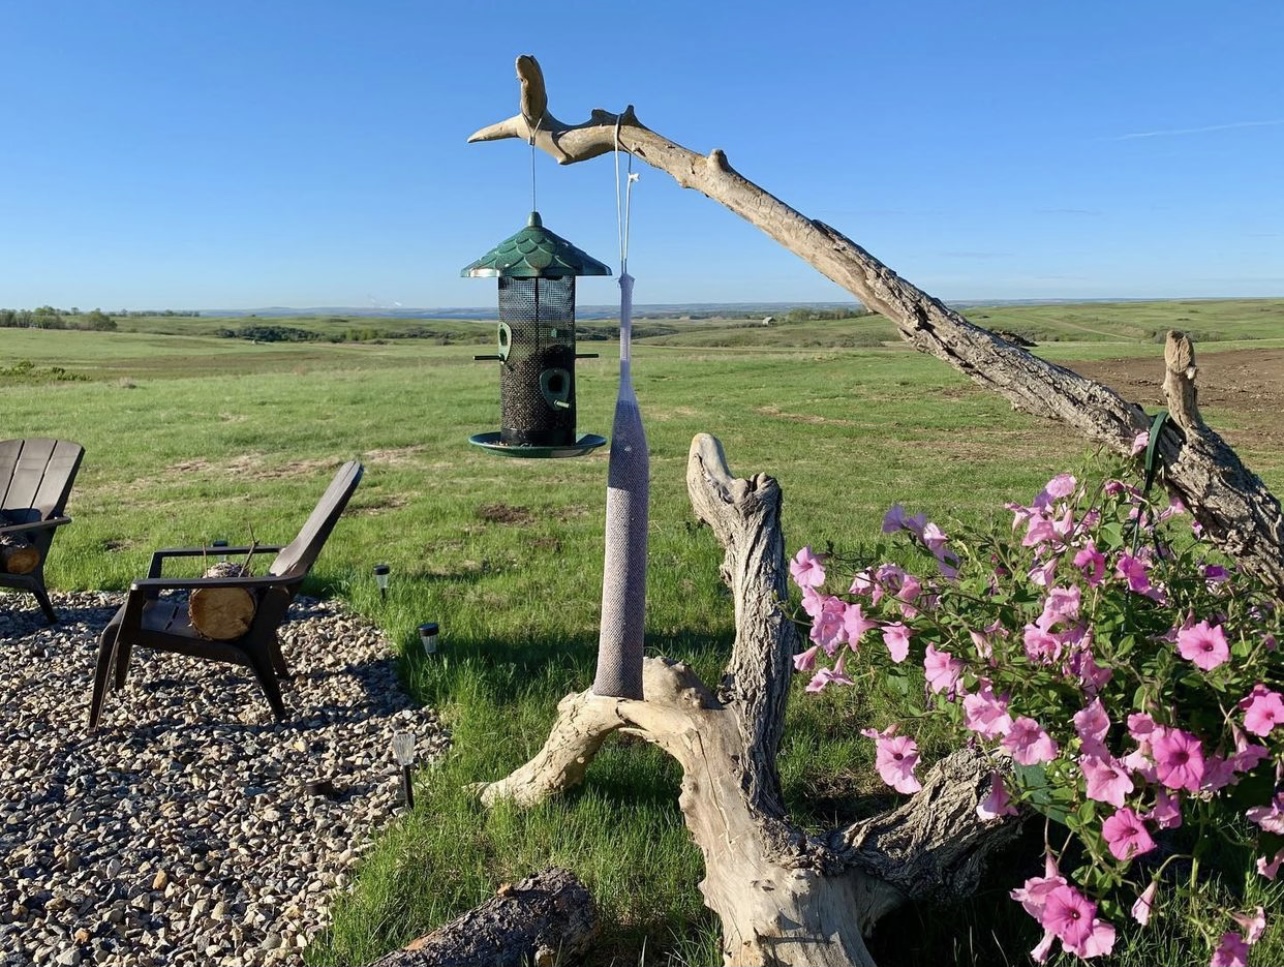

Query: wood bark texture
[471,55,1284,597]
[474,435,1021,967]
[0,533,39,574]
[363,867,597,967]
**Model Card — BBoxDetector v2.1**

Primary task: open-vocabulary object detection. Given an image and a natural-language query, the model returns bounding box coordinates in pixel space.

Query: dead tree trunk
[470,55,1284,598]
[476,436,1022,967]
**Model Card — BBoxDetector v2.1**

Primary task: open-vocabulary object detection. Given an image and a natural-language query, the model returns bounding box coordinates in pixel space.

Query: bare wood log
[189,562,256,640]
[0,533,39,574]
[471,55,1284,596]
[363,867,597,967]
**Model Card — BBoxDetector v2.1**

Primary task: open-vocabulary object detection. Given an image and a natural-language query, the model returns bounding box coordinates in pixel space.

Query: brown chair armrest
[0,516,71,536]
[146,545,285,578]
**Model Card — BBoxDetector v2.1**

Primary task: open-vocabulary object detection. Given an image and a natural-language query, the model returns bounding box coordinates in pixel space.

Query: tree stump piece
[363,867,597,967]
[0,533,39,574]
[189,561,256,640]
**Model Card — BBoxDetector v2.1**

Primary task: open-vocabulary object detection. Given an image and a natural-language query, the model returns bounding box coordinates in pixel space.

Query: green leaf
[1013,763,1074,826]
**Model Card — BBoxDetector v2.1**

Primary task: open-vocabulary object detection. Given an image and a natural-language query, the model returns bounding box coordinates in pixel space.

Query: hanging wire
[529,115,543,212]
[613,117,638,274]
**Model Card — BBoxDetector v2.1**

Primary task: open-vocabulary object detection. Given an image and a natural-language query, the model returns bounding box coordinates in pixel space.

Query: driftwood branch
[365,867,596,967]
[471,55,1284,596]
[472,436,1021,967]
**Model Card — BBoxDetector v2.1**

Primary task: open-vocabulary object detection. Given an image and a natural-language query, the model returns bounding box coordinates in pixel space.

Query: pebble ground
[0,592,446,967]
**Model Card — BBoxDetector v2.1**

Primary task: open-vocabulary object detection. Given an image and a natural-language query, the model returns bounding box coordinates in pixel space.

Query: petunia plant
[790,464,1284,965]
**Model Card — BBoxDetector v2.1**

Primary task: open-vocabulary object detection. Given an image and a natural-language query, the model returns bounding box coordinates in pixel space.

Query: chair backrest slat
[1,439,85,520]
[268,461,364,580]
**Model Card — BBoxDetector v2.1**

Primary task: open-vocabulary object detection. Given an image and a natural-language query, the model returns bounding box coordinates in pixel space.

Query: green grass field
[4,298,1283,965]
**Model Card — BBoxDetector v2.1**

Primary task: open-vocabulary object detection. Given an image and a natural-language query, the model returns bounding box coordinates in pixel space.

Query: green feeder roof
[461,211,612,279]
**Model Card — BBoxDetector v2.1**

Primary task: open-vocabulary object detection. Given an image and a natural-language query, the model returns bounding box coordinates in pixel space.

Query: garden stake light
[373,563,390,600]
[418,621,439,656]
[391,731,416,809]
[462,212,610,458]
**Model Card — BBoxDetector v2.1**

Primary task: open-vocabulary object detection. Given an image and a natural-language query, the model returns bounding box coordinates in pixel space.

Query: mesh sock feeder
[592,140,647,700]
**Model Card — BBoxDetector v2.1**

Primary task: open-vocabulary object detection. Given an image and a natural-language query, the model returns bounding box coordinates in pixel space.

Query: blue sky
[3,1,1281,311]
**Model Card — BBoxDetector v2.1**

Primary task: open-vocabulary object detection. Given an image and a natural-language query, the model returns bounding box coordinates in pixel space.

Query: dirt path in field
[1064,347,1284,451]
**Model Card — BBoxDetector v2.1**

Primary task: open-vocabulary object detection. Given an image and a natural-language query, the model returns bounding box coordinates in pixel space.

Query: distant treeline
[0,307,118,331]
[216,323,491,345]
[780,306,871,321]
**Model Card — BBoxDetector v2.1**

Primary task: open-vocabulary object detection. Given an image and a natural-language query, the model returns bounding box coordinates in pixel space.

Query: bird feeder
[462,211,610,458]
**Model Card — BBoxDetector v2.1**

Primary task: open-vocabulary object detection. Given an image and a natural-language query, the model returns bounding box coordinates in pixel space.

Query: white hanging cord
[613,117,638,274]
[529,114,543,212]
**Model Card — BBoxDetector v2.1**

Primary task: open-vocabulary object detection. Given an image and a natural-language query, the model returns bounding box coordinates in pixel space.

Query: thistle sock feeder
[462,211,610,458]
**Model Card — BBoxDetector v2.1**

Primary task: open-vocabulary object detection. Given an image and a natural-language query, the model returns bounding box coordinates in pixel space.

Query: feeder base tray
[468,432,607,459]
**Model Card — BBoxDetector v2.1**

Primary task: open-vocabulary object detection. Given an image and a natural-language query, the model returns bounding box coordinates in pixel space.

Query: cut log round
[363,867,597,967]
[0,533,39,575]
[189,561,256,640]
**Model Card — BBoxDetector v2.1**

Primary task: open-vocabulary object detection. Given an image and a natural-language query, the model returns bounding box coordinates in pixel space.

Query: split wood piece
[474,434,1021,967]
[363,867,597,967]
[189,561,257,640]
[0,533,39,574]
[471,55,1284,597]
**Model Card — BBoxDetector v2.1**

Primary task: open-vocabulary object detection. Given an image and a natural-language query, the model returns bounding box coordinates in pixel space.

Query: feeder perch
[462,211,610,458]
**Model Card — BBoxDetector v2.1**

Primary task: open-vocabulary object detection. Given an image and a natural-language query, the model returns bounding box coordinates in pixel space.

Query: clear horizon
[4,2,1282,310]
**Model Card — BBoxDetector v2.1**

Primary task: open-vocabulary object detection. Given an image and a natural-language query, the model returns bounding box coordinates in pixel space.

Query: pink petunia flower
[1246,794,1284,834]
[1028,557,1058,588]
[808,603,846,655]
[805,652,853,693]
[1210,932,1250,967]
[1116,552,1159,597]
[1074,699,1111,756]
[1067,918,1116,960]
[1258,849,1284,880]
[962,681,1013,738]
[1131,881,1158,926]
[1229,727,1270,775]
[792,644,821,672]
[1101,807,1156,861]
[1010,853,1066,920]
[1145,788,1183,830]
[789,546,826,588]
[1003,717,1059,766]
[1041,884,1097,949]
[1080,755,1135,808]
[1239,684,1284,736]
[1038,586,1081,629]
[1176,619,1231,671]
[1152,727,1206,793]
[923,644,965,695]
[861,726,922,794]
[1074,542,1106,587]
[881,622,912,664]
[1044,473,1077,500]
[976,771,1019,820]
[842,601,878,646]
[1023,624,1062,664]
[1231,907,1266,945]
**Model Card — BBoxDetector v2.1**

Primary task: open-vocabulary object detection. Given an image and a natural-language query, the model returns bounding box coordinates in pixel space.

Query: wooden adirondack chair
[0,438,86,623]
[89,460,364,727]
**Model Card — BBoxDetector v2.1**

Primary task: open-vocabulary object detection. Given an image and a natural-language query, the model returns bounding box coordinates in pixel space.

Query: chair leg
[268,638,292,679]
[90,623,122,728]
[246,646,288,721]
[33,586,58,624]
[113,640,134,690]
